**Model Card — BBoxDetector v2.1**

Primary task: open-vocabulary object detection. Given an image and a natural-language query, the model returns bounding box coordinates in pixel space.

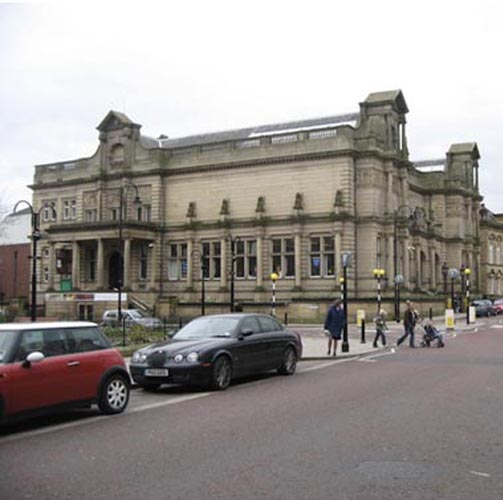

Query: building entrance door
[108,251,123,289]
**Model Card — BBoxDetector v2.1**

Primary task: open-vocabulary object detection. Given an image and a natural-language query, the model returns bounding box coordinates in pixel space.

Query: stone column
[150,243,157,290]
[403,238,410,288]
[387,235,394,280]
[430,247,436,290]
[415,245,421,289]
[97,238,104,289]
[187,239,194,287]
[220,237,227,289]
[294,233,302,288]
[48,242,56,290]
[387,172,393,213]
[256,234,263,288]
[335,232,342,279]
[72,241,80,289]
[124,238,131,289]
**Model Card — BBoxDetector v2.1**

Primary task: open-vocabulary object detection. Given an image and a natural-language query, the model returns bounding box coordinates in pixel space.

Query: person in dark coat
[324,299,345,356]
[396,300,416,348]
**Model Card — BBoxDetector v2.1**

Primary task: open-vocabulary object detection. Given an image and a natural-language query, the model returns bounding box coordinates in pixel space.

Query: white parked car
[102,309,162,330]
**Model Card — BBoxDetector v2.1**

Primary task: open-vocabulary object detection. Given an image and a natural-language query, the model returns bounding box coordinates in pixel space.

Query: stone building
[0,209,31,311]
[479,205,503,296]
[30,90,483,320]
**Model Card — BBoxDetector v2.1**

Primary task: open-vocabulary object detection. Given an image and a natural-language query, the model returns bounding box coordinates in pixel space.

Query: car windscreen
[129,310,145,318]
[0,331,17,363]
[174,317,240,339]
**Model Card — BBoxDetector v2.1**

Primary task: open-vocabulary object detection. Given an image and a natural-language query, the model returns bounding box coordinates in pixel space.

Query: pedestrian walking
[373,308,388,347]
[396,300,416,348]
[324,299,345,356]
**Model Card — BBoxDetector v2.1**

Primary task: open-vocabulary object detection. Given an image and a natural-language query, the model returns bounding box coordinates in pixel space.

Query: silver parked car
[102,309,162,330]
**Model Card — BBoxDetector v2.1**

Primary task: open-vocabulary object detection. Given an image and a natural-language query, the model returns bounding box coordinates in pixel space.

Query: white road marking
[127,392,211,414]
[301,358,353,372]
[0,393,211,445]
[469,470,491,478]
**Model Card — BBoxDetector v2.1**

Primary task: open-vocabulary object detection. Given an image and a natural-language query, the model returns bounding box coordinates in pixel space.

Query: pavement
[292,313,483,360]
[125,313,484,369]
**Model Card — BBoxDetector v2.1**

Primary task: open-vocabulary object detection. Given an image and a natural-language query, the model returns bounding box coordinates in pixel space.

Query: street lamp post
[117,183,142,345]
[341,252,352,353]
[465,267,471,324]
[13,200,56,322]
[460,263,466,312]
[229,236,240,312]
[373,268,385,315]
[441,262,449,295]
[191,249,206,316]
[270,272,278,316]
[394,274,404,322]
[448,268,460,311]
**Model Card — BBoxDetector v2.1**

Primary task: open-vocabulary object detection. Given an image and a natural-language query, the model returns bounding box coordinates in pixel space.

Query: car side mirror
[22,351,45,369]
[241,329,254,337]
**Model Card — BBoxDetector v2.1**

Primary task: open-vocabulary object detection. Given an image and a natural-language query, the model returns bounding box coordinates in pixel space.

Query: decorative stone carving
[256,196,266,213]
[220,199,230,216]
[186,201,196,219]
[293,192,304,211]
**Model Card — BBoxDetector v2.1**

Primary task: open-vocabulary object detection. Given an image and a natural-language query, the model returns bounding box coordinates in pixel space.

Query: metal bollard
[284,312,288,325]
[163,316,168,340]
[179,317,183,329]
[361,319,366,344]
[429,307,433,320]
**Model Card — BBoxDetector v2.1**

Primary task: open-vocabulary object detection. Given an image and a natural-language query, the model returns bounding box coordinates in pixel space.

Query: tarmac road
[1,323,503,500]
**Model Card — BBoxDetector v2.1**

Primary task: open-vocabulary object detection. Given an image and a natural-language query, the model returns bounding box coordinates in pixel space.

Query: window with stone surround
[201,241,221,280]
[63,199,77,221]
[168,243,188,281]
[42,201,57,222]
[86,248,96,282]
[85,209,97,222]
[309,236,335,277]
[271,237,295,278]
[139,244,148,280]
[235,239,257,279]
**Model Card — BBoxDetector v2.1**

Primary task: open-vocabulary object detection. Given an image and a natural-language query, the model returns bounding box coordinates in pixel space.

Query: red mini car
[0,322,130,423]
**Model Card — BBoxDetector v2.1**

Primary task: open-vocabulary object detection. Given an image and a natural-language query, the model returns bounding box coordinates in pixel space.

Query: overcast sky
[1,0,502,214]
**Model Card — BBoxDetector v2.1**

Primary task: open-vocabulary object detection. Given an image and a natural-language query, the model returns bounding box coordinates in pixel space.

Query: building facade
[0,209,31,311]
[30,90,482,319]
[479,206,503,296]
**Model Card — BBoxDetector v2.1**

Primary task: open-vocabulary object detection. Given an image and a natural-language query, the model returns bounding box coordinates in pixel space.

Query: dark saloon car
[0,322,130,423]
[130,313,303,391]
[472,299,497,317]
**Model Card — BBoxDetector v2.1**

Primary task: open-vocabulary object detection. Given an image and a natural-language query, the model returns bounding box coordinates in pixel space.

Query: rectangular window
[136,205,151,222]
[110,208,119,221]
[167,243,187,280]
[139,245,148,280]
[312,237,335,277]
[233,240,257,279]
[85,209,97,222]
[87,248,96,282]
[63,199,77,220]
[201,241,221,280]
[42,201,57,222]
[271,237,295,278]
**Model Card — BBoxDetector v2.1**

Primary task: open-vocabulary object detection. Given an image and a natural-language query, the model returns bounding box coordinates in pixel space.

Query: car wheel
[98,374,130,414]
[141,382,161,392]
[278,346,297,375]
[210,356,232,390]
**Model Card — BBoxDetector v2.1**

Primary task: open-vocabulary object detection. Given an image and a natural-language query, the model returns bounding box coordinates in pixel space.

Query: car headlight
[132,351,147,363]
[174,353,184,363]
[186,352,199,363]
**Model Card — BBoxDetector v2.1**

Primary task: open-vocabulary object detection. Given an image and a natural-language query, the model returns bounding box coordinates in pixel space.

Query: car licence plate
[145,368,169,377]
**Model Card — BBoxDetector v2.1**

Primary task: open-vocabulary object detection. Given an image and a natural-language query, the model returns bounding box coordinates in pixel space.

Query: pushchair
[420,323,445,348]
